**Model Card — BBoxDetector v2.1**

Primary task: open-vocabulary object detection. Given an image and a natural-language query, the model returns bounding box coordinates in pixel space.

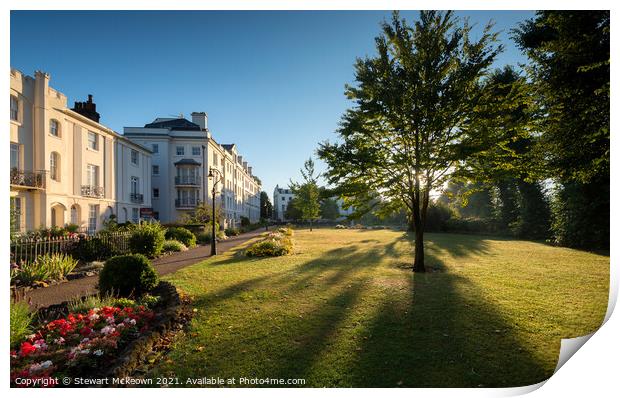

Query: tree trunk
[413,227,425,272]
[310,220,313,231]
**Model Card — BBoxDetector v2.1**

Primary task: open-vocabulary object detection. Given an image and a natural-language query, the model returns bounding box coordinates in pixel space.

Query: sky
[10,10,535,197]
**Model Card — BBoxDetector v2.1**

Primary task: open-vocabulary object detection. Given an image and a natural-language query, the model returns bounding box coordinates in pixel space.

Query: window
[132,208,139,223]
[152,165,159,175]
[153,188,159,198]
[86,164,99,187]
[192,146,201,156]
[152,143,159,153]
[176,146,185,156]
[10,197,21,232]
[88,205,99,234]
[50,119,60,137]
[131,149,139,165]
[130,176,139,194]
[87,131,98,150]
[70,205,78,225]
[213,153,219,166]
[10,143,19,169]
[10,95,18,121]
[50,152,60,181]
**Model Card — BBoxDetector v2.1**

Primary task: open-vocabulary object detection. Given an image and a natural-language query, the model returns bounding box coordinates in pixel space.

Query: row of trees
[318,11,609,272]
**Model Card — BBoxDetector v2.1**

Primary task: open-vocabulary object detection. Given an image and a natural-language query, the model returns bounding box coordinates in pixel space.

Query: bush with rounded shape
[129,222,166,258]
[225,227,240,236]
[99,254,159,297]
[73,237,115,262]
[162,239,187,252]
[165,227,196,248]
[196,231,212,243]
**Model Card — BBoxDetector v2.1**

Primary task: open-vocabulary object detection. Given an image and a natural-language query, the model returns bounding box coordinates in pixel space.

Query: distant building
[10,68,152,233]
[273,185,295,221]
[272,184,354,221]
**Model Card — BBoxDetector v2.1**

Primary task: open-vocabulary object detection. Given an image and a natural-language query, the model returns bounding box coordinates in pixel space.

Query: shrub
[240,216,251,227]
[73,236,115,262]
[10,301,33,348]
[278,227,294,236]
[246,232,293,257]
[10,253,78,285]
[225,227,240,236]
[217,231,228,241]
[139,294,161,308]
[196,231,212,243]
[129,222,166,258]
[165,227,196,248]
[64,223,80,233]
[99,254,159,297]
[162,239,187,252]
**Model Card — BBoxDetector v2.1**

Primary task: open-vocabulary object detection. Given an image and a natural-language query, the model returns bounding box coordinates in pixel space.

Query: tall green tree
[260,191,273,220]
[290,158,321,231]
[318,11,501,272]
[320,198,341,220]
[515,11,609,248]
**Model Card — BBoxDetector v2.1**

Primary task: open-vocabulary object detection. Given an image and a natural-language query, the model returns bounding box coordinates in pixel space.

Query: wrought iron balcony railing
[175,175,200,186]
[10,168,46,189]
[81,185,105,198]
[130,193,144,203]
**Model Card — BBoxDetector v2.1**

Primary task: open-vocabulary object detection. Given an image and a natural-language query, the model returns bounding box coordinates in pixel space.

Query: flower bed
[10,281,187,387]
[246,228,294,257]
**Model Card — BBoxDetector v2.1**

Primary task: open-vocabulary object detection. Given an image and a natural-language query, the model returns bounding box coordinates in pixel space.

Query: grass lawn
[149,228,609,387]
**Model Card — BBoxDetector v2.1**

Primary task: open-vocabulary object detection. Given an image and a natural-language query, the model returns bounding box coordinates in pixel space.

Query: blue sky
[10,10,534,197]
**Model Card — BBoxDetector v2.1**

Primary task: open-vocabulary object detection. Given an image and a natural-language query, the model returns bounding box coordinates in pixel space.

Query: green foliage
[424,203,454,233]
[225,228,240,237]
[181,201,224,226]
[11,253,78,285]
[73,236,116,262]
[163,239,188,252]
[10,301,34,348]
[246,232,293,257]
[196,231,212,244]
[240,216,251,227]
[260,191,273,220]
[99,254,159,297]
[67,293,126,313]
[318,11,501,271]
[290,158,321,227]
[284,198,303,220]
[138,294,161,308]
[129,222,167,258]
[165,227,196,248]
[217,230,228,240]
[320,198,341,220]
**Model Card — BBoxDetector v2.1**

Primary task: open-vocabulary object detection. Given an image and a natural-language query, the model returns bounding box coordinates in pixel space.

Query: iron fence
[10,231,132,264]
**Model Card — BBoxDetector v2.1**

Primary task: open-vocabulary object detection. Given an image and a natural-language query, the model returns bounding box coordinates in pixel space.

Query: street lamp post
[207,167,222,256]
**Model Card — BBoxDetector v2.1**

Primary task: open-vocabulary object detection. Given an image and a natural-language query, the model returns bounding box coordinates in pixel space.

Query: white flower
[53,337,65,345]
[106,316,116,324]
[80,349,90,355]
[101,325,116,335]
[26,334,37,340]
[40,360,53,369]
[81,338,90,344]
[93,349,104,356]
[88,313,100,321]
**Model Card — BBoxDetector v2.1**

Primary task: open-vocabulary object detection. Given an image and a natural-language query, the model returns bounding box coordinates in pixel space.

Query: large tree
[290,158,321,231]
[514,11,609,248]
[320,198,341,220]
[260,191,273,220]
[318,11,501,272]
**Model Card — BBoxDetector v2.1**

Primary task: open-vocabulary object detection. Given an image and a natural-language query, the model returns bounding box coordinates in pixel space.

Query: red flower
[19,342,36,357]
[79,327,92,337]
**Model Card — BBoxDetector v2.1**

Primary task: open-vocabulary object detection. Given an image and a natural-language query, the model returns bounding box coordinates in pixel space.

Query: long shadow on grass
[348,235,551,387]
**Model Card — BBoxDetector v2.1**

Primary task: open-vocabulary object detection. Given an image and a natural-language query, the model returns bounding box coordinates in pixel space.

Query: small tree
[260,191,273,220]
[285,198,303,221]
[320,198,340,220]
[290,158,321,231]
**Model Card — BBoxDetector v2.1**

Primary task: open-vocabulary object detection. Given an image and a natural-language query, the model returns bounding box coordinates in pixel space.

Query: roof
[222,144,236,152]
[174,158,202,166]
[144,118,201,131]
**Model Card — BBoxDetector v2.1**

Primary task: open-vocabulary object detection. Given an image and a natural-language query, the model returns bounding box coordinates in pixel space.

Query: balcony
[81,185,105,198]
[10,169,46,190]
[130,193,144,204]
[175,175,200,186]
[175,198,200,209]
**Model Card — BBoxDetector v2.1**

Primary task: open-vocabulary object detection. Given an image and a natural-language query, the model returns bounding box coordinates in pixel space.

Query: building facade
[10,69,152,233]
[272,184,354,222]
[123,113,261,227]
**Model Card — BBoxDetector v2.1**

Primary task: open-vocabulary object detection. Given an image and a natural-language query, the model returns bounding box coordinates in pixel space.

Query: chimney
[243,161,248,171]
[248,166,253,175]
[237,155,243,164]
[191,112,208,130]
[72,94,100,123]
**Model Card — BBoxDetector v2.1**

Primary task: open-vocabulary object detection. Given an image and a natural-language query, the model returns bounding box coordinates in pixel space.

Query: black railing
[130,193,144,203]
[81,185,105,198]
[10,231,132,265]
[10,168,46,189]
[175,175,200,186]
[175,198,199,208]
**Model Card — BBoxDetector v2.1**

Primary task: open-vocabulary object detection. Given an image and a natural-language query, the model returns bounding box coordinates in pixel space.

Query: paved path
[23,229,266,309]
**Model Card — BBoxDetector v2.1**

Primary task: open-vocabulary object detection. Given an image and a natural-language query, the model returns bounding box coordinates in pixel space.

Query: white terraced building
[123,112,261,228]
